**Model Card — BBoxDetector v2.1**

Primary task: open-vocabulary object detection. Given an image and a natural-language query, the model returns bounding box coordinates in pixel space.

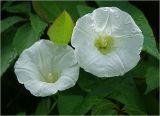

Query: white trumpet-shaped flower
[71,7,143,77]
[15,39,79,97]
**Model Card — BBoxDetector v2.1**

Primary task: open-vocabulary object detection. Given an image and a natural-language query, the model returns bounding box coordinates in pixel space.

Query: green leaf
[78,70,112,98]
[91,100,117,115]
[52,2,85,21]
[77,5,95,16]
[1,16,24,32]
[29,13,47,37]
[1,44,17,77]
[78,69,100,92]
[96,1,159,59]
[35,97,56,115]
[72,95,102,115]
[47,11,74,45]
[145,67,159,94]
[32,1,59,23]
[87,76,146,114]
[32,1,85,22]
[78,70,118,98]
[5,2,31,13]
[1,26,18,77]
[123,104,146,115]
[16,112,26,116]
[78,70,146,114]
[2,1,13,10]
[58,94,83,115]
[143,92,159,114]
[126,55,159,94]
[13,23,39,54]
[108,76,146,112]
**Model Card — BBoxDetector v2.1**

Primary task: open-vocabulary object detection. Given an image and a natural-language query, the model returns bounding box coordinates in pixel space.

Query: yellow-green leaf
[47,10,74,45]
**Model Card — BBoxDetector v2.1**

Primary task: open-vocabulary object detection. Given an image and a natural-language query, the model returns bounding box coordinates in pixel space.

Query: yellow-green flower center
[46,72,58,83]
[95,35,114,55]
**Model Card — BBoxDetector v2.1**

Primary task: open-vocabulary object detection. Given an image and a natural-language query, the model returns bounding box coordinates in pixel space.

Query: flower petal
[15,39,79,97]
[80,49,139,77]
[109,7,142,36]
[92,7,112,34]
[24,80,58,97]
[74,41,100,69]
[71,13,98,47]
[114,34,143,54]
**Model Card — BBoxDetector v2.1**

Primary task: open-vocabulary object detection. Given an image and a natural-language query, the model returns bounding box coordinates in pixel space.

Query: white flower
[14,39,79,97]
[71,7,143,77]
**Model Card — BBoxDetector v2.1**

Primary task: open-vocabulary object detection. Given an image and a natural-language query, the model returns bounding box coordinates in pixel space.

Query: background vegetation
[1,1,159,115]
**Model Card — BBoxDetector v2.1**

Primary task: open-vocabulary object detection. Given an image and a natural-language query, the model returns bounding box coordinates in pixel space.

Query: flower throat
[95,35,114,55]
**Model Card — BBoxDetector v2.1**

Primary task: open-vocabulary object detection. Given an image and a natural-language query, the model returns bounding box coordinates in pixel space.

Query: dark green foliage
[1,1,159,115]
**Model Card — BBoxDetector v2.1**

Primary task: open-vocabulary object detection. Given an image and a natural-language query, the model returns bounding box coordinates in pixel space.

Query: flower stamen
[95,35,114,55]
[47,72,58,83]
